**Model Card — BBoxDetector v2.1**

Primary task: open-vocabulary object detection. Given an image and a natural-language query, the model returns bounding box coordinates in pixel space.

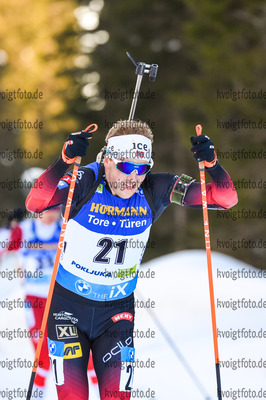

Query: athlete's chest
[73,182,153,236]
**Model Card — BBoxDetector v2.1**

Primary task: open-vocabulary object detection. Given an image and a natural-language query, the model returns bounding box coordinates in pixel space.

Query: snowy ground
[0,250,265,399]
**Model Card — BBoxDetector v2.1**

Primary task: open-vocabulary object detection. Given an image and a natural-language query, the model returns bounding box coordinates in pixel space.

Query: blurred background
[0,0,265,267]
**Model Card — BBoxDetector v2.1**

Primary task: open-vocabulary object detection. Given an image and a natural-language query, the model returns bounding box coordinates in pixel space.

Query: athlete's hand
[190,134,217,168]
[61,124,98,164]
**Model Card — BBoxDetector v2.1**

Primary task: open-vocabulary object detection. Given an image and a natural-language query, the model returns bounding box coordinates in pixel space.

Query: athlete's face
[104,158,147,199]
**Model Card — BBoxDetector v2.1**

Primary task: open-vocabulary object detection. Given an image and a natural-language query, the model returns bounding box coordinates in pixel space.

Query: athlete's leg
[54,347,90,400]
[91,299,135,400]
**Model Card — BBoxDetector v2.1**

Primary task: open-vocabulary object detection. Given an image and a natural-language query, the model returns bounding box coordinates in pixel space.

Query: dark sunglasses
[107,151,153,176]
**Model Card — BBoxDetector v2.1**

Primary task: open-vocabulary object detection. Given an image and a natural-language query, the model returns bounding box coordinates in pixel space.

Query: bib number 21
[93,238,127,265]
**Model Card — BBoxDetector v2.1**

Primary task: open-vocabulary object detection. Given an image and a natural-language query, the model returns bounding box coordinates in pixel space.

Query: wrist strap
[61,142,77,165]
[171,174,195,205]
[204,151,217,168]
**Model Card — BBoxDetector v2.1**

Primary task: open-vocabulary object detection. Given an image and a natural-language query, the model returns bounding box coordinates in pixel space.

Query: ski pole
[26,123,98,400]
[126,52,158,120]
[195,124,222,400]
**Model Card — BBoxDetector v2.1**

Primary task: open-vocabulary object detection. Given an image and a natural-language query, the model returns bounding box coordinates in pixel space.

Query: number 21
[93,238,127,264]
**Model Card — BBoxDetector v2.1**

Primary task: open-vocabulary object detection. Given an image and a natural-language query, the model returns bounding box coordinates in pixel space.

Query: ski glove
[190,134,217,168]
[61,124,98,164]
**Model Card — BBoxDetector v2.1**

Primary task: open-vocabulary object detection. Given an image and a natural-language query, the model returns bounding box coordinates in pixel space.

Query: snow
[0,250,265,399]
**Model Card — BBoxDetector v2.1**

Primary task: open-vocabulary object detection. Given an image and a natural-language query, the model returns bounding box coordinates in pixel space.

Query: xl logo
[64,342,82,359]
[56,325,78,340]
[109,283,128,299]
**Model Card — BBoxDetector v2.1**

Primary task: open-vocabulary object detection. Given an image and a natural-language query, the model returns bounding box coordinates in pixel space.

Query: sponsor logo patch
[96,183,103,193]
[64,342,82,359]
[53,311,78,324]
[72,260,111,277]
[90,203,147,217]
[111,313,133,323]
[49,340,57,355]
[56,325,78,340]
[48,339,65,357]
[75,280,92,295]
[118,265,136,278]
[102,337,132,363]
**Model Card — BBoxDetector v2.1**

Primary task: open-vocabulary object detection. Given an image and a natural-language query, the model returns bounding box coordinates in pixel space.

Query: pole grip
[196,124,205,170]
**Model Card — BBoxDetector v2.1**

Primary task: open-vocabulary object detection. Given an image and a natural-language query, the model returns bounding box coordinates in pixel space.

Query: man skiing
[26,120,238,399]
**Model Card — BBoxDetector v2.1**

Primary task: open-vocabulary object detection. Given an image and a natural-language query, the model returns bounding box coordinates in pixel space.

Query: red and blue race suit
[26,157,237,400]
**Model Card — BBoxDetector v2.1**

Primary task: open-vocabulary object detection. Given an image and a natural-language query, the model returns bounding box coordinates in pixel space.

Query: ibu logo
[75,280,92,295]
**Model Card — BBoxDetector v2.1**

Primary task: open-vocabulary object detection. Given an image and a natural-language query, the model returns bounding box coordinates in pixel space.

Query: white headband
[107,134,152,161]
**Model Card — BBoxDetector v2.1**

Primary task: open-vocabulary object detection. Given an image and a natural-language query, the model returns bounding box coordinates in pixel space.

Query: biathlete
[26,120,238,400]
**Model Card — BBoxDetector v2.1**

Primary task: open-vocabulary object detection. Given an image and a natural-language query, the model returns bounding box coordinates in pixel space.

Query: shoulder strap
[69,163,105,220]
[142,178,156,222]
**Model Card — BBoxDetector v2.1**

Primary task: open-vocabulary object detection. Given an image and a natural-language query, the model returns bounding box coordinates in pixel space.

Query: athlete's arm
[182,133,238,209]
[25,158,97,213]
[26,128,95,213]
[180,162,238,209]
[144,161,237,222]
[142,134,237,218]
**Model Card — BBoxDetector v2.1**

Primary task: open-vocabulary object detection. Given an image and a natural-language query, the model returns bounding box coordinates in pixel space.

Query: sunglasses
[107,151,153,176]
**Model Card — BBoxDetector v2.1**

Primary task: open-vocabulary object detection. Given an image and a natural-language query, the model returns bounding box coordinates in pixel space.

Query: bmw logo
[49,340,56,355]
[75,280,92,295]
